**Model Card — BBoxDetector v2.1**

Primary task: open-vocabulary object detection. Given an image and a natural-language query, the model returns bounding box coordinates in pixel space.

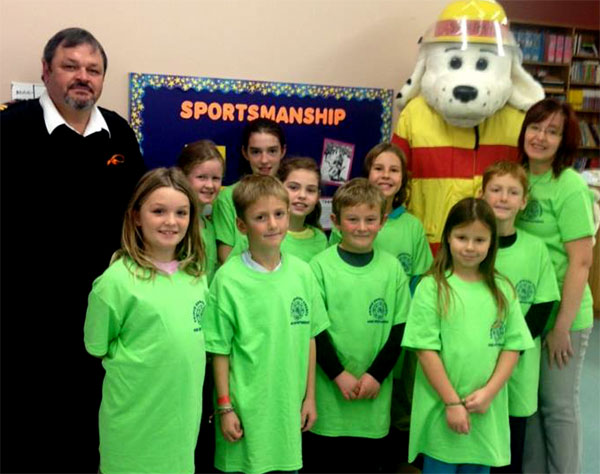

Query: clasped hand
[446,387,494,434]
[334,371,380,400]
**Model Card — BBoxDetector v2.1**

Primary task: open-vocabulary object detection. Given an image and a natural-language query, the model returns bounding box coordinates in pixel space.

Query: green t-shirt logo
[522,199,542,221]
[369,298,388,322]
[397,253,412,275]
[193,300,205,332]
[489,318,506,347]
[516,280,536,304]
[290,297,309,325]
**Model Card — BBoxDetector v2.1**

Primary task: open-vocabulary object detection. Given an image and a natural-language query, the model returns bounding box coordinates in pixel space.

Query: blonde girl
[84,167,207,474]
[277,156,328,262]
[177,139,225,283]
[402,197,533,473]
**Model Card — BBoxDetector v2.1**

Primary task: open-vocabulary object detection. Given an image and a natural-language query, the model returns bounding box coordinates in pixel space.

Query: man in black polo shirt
[1,28,145,473]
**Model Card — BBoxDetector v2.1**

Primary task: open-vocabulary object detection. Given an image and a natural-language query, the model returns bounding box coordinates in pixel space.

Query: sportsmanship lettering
[180,101,347,126]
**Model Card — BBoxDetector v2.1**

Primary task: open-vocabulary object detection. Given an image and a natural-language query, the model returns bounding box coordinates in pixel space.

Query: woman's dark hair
[518,98,580,177]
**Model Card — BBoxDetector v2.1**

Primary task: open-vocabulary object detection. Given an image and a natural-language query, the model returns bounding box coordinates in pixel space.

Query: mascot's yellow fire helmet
[422,0,517,53]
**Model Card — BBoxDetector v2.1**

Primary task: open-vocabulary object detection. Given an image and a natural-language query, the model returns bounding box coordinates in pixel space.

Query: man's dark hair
[43,27,107,72]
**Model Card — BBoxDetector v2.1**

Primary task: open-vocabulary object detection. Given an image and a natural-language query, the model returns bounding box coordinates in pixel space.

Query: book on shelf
[555,35,565,64]
[511,26,576,63]
[564,35,573,63]
[568,89,584,109]
[568,89,600,111]
[571,60,600,84]
[579,120,598,147]
[541,75,565,85]
[574,33,599,58]
[590,122,600,144]
[545,34,557,62]
[512,28,545,62]
[574,156,589,171]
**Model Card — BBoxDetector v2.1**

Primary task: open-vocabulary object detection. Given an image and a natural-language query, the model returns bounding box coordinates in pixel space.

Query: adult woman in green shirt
[516,98,595,474]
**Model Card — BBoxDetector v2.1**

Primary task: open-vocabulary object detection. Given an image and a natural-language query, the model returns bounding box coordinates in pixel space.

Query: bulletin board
[129,73,393,197]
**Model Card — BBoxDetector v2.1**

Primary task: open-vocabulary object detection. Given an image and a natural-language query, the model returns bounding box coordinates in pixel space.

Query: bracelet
[217,395,231,406]
[445,400,465,407]
[208,406,235,424]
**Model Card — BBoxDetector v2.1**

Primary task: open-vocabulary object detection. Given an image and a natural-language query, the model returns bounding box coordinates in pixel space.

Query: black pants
[196,359,218,473]
[301,431,385,474]
[491,416,527,474]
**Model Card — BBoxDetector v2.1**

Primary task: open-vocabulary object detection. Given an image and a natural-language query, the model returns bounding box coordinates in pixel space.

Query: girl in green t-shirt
[277,157,328,262]
[212,118,287,263]
[402,197,533,472]
[84,167,208,474]
[177,139,225,285]
[177,141,225,473]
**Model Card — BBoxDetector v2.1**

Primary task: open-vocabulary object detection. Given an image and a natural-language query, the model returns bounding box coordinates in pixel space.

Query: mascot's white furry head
[396,0,545,128]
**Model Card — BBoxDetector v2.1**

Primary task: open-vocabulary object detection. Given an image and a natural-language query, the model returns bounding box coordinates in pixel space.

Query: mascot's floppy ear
[508,52,545,111]
[395,43,427,111]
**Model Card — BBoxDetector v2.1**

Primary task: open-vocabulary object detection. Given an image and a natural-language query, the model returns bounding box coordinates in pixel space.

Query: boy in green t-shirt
[481,162,559,474]
[203,174,329,474]
[304,178,411,474]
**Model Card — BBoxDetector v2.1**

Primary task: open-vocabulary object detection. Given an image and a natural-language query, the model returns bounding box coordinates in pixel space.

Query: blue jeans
[423,455,490,474]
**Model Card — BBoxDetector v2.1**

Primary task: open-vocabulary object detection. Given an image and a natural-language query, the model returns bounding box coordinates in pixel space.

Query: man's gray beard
[65,94,95,111]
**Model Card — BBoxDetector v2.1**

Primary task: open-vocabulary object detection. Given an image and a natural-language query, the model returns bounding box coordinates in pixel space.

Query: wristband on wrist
[217,395,231,406]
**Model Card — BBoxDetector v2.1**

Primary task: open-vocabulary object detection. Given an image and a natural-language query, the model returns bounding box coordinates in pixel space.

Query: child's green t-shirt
[309,246,411,438]
[281,225,328,263]
[203,254,329,474]
[84,258,208,474]
[329,207,432,277]
[211,182,249,259]
[495,230,560,417]
[402,274,534,467]
[516,167,595,331]
[201,215,218,284]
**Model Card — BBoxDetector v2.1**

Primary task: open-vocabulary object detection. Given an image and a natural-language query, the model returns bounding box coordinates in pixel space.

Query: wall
[0,0,448,119]
[3,1,597,120]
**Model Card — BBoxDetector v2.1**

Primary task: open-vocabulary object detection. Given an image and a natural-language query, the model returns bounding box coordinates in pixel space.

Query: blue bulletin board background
[129,73,393,197]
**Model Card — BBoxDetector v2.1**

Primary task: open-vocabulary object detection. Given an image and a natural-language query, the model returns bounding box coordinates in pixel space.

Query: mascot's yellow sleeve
[392,95,525,253]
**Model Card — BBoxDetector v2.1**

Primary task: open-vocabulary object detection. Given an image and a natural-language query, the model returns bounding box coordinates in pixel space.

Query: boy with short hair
[304,178,411,474]
[203,174,330,474]
[481,161,560,474]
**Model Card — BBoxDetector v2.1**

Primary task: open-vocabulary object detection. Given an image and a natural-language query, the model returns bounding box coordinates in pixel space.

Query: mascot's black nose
[453,86,478,103]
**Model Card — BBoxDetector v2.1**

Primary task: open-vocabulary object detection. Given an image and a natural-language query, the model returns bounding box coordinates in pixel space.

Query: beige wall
[1,0,448,120]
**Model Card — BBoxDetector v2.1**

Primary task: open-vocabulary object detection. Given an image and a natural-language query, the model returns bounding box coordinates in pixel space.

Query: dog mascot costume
[392,0,545,253]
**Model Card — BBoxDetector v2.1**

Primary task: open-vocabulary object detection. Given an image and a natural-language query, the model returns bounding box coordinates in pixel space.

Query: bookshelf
[511,20,600,169]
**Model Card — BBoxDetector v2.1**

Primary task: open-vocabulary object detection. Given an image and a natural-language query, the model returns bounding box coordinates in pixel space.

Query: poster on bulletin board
[129,73,393,206]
